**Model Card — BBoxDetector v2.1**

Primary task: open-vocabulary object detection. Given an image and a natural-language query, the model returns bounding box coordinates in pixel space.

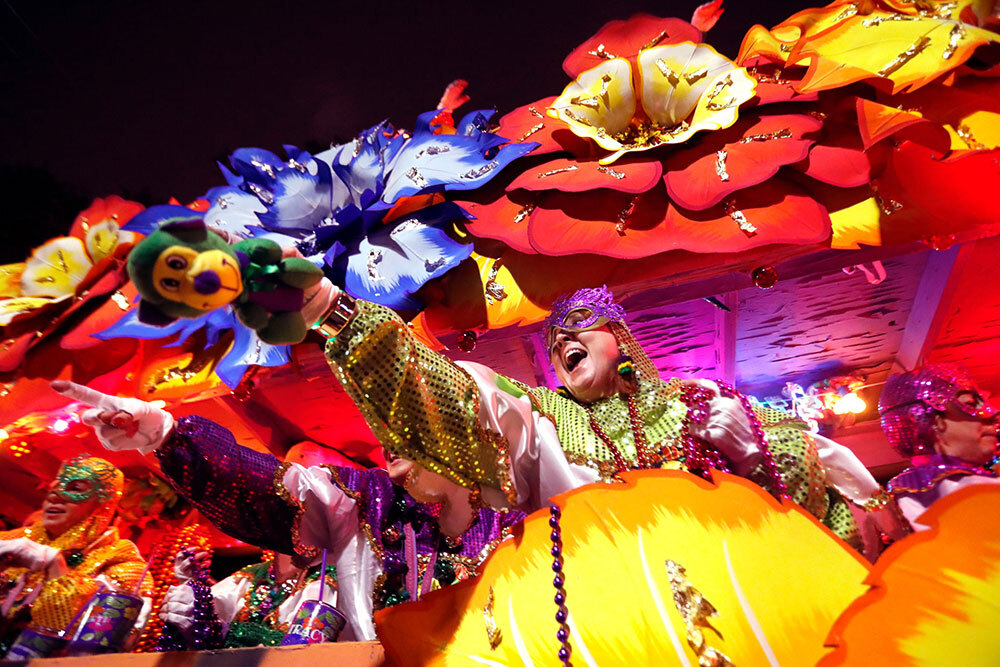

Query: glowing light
[832,392,867,415]
[9,441,31,457]
[52,419,70,433]
[0,429,7,441]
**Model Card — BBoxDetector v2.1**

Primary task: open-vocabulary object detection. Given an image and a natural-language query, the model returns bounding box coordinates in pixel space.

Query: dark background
[0,0,803,261]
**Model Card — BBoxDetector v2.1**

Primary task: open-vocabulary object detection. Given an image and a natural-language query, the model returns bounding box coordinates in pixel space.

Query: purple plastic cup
[281,599,347,645]
[66,591,144,656]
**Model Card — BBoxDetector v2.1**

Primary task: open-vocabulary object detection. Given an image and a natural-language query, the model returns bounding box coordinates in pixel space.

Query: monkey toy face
[151,244,243,311]
[126,206,245,325]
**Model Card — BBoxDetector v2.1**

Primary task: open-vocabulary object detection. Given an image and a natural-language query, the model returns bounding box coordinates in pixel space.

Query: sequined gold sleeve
[324,300,507,493]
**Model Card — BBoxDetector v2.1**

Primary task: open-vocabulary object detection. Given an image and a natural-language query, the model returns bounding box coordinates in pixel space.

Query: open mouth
[44,507,66,517]
[564,347,588,372]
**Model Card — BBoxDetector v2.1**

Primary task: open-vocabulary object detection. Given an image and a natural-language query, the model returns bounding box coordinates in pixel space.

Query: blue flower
[204,108,538,308]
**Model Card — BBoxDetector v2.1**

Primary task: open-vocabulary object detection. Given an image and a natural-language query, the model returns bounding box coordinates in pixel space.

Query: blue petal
[121,204,200,235]
[380,130,539,203]
[456,108,496,136]
[342,202,473,310]
[229,147,284,186]
[257,158,333,231]
[214,317,290,388]
[203,186,267,237]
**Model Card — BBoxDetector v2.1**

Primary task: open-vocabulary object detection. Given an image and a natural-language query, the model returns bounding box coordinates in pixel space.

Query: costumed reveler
[880,364,1000,531]
[0,456,151,659]
[158,549,337,649]
[306,282,896,549]
[50,381,526,642]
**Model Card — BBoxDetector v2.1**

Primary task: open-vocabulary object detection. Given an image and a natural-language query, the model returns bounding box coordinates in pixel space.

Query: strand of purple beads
[549,504,572,665]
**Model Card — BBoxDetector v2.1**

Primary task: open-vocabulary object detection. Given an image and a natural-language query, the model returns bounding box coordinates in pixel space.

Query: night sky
[0,0,804,261]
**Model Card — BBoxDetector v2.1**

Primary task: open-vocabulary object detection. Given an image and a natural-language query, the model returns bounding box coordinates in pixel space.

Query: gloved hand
[50,381,174,454]
[0,537,61,573]
[173,550,210,584]
[159,584,196,632]
[682,379,760,475]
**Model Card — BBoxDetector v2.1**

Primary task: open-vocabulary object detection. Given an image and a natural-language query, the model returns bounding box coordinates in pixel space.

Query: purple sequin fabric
[331,466,524,606]
[879,364,995,456]
[157,416,299,555]
[888,453,997,507]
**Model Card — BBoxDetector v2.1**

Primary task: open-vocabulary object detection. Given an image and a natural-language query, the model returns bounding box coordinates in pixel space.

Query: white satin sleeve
[279,463,381,641]
[809,432,882,505]
[211,575,252,634]
[456,361,600,513]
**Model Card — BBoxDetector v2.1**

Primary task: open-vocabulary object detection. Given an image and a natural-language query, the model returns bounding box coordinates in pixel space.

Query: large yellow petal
[20,237,92,298]
[638,42,739,126]
[0,263,25,298]
[378,470,870,666]
[793,12,1000,93]
[830,197,883,249]
[84,219,130,263]
[548,58,635,152]
[0,295,70,326]
[473,253,549,329]
[686,66,758,137]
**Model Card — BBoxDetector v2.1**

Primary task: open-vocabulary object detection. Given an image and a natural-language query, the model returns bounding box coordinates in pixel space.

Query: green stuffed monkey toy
[125,205,323,344]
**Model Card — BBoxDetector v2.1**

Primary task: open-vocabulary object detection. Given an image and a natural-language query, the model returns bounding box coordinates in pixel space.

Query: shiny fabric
[156,416,300,555]
[888,453,1000,530]
[879,364,997,456]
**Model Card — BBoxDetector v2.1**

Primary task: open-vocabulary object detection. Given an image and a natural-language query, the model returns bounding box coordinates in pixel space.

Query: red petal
[496,98,592,157]
[690,0,725,33]
[527,183,673,258]
[885,142,1000,233]
[61,284,138,350]
[68,195,145,239]
[563,15,702,78]
[663,114,821,210]
[0,332,34,372]
[457,186,539,255]
[665,177,831,253]
[508,157,662,194]
[792,122,887,187]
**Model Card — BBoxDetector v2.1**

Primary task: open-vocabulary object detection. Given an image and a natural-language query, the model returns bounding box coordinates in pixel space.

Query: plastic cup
[5,628,67,661]
[280,599,347,645]
[66,591,144,656]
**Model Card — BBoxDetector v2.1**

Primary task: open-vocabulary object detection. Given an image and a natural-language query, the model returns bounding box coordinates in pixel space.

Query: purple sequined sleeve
[156,415,298,554]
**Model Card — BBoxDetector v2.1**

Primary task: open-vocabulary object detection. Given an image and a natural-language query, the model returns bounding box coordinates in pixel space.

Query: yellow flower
[549,43,756,164]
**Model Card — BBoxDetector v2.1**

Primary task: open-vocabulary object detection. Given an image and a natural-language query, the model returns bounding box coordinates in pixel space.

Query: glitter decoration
[738,128,792,143]
[596,166,625,180]
[715,150,730,181]
[665,559,734,666]
[513,203,536,224]
[56,455,124,504]
[405,167,428,188]
[537,165,580,179]
[878,36,932,77]
[725,200,756,236]
[943,23,966,59]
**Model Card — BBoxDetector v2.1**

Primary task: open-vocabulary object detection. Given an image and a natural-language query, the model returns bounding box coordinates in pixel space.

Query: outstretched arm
[319,294,513,501]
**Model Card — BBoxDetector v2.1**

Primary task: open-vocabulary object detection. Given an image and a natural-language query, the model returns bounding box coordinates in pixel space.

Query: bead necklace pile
[156,548,223,651]
[585,393,656,472]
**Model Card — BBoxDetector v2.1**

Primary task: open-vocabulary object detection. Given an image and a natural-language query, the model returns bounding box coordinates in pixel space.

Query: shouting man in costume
[0,456,150,659]
[880,364,1000,531]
